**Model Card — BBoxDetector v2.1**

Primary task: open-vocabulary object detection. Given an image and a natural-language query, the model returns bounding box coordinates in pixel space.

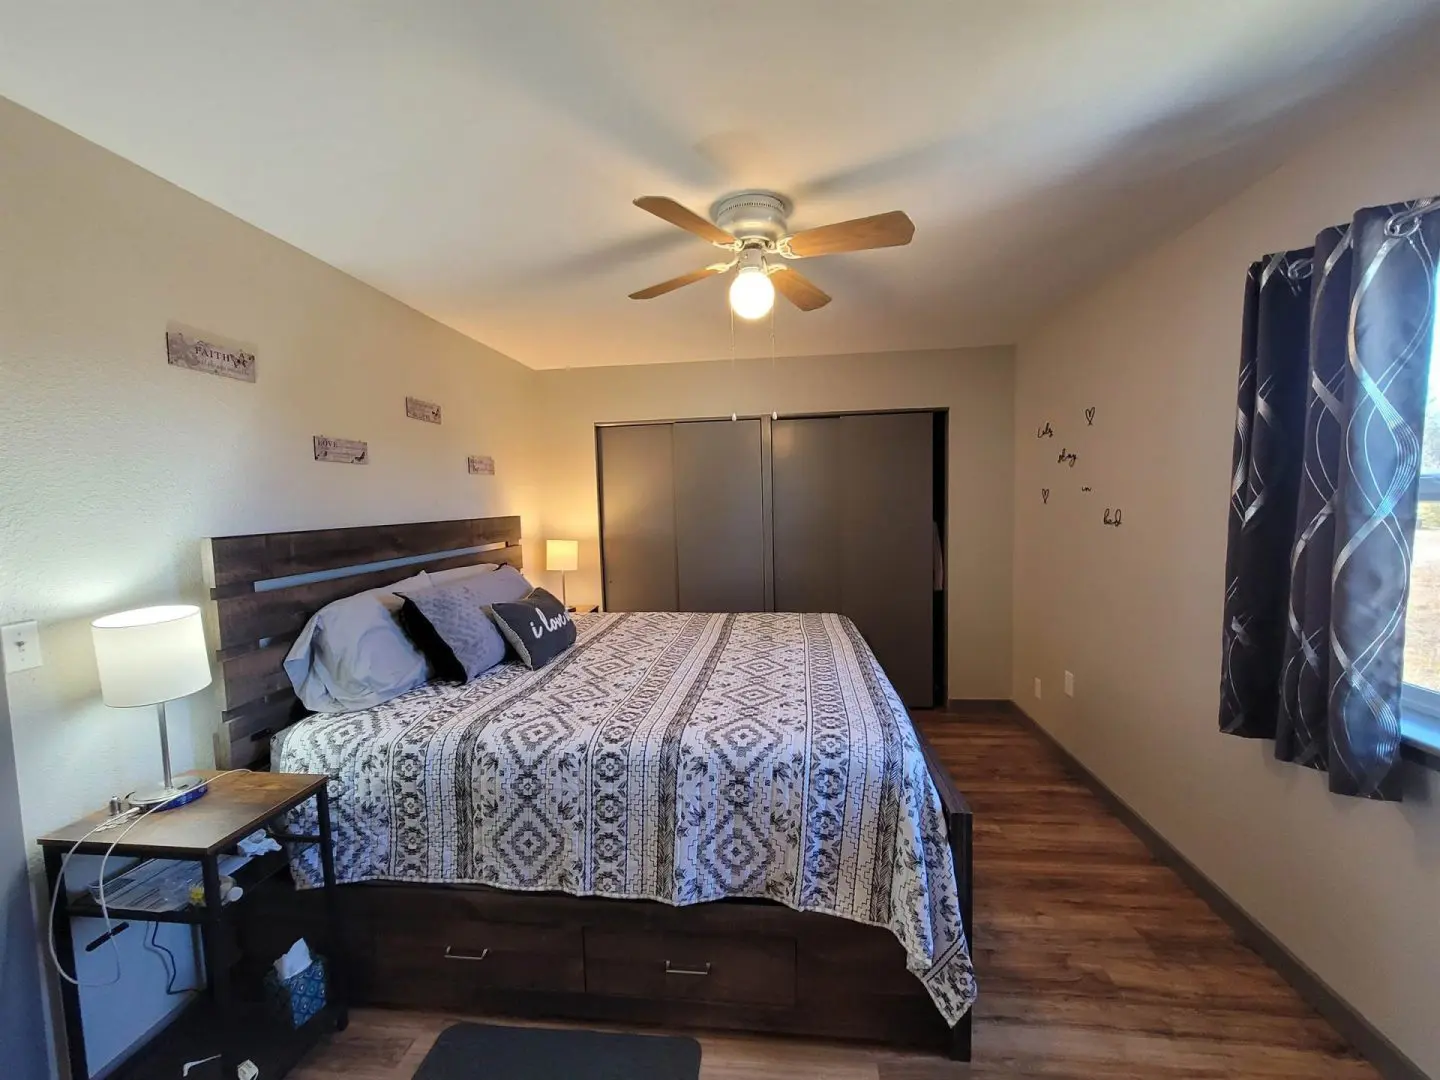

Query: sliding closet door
[772,412,936,706]
[839,412,935,706]
[598,420,767,612]
[673,420,767,612]
[772,418,845,613]
[597,423,678,611]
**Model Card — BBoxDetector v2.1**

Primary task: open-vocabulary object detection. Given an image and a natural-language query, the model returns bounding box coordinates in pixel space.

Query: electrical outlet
[1064,670,1075,697]
[1,621,42,673]
[1033,676,1042,700]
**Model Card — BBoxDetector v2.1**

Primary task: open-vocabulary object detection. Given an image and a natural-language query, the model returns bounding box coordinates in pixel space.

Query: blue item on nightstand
[262,955,328,1028]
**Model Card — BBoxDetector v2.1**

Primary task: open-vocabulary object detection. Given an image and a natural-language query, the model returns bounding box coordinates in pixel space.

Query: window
[1401,274,1440,752]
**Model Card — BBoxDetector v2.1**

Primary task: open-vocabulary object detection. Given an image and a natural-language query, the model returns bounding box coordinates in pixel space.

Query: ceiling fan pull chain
[730,303,738,422]
[770,305,778,421]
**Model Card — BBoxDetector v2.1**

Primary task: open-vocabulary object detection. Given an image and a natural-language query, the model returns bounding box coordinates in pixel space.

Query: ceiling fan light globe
[729,267,775,320]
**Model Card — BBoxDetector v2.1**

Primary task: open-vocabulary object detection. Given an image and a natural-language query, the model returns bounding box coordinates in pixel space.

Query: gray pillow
[283,572,432,713]
[425,562,499,586]
[395,567,534,682]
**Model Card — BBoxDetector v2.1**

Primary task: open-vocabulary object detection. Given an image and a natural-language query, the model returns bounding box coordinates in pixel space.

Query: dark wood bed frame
[202,516,975,1060]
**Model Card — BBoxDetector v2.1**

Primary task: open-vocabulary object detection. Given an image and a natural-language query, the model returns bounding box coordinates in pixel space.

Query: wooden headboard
[202,515,523,768]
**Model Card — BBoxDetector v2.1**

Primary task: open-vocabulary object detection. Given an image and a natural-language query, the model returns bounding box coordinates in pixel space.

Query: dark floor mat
[413,1022,702,1080]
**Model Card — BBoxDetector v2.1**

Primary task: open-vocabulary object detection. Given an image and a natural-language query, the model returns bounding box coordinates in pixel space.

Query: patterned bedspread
[274,611,976,1023]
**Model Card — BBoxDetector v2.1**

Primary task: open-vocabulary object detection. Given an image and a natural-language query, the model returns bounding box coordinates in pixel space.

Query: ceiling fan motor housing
[711,190,791,244]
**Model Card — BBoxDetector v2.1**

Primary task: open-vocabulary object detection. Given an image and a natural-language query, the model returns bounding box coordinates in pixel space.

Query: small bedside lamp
[545,539,579,608]
[92,604,213,809]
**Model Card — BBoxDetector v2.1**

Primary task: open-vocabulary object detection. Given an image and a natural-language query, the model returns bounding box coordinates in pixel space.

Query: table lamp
[92,604,213,809]
[545,539,579,608]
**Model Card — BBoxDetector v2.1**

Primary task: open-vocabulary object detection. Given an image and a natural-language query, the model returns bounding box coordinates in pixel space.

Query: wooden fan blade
[628,263,730,300]
[784,210,914,257]
[770,266,832,311]
[634,196,737,246]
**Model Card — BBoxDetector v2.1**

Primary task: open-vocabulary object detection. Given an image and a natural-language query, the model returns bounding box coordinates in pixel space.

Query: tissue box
[262,955,328,1029]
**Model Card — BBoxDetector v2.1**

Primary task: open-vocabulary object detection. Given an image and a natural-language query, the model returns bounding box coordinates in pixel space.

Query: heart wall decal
[1085,407,1096,426]
[1041,488,1050,504]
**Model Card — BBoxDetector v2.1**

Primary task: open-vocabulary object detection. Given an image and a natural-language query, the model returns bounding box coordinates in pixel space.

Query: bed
[204,516,976,1058]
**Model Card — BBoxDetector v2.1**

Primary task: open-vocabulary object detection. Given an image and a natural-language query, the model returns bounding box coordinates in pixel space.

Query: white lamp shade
[546,539,579,573]
[91,605,212,707]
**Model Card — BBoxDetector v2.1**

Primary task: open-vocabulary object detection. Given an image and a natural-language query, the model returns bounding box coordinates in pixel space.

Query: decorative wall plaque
[467,455,495,476]
[405,397,442,424]
[314,436,369,464]
[165,322,256,382]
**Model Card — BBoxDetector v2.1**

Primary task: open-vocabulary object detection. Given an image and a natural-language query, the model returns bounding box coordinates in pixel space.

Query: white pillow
[283,572,432,713]
[425,562,500,586]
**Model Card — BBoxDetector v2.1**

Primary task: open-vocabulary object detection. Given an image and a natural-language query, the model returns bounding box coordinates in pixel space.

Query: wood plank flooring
[291,709,1377,1080]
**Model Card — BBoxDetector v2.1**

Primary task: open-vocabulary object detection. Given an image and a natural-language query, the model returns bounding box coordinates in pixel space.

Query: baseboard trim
[1008,703,1429,1080]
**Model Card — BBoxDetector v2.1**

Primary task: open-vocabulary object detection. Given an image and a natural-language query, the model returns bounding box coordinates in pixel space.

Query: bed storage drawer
[372,917,585,1003]
[584,929,796,1008]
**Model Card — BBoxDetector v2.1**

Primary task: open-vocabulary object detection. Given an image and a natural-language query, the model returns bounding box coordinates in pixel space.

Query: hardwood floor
[291,709,1377,1080]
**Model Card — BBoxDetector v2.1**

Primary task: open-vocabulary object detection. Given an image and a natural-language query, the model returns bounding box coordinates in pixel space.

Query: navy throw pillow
[488,587,576,670]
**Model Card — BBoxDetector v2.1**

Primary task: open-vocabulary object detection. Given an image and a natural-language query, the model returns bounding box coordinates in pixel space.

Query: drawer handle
[444,946,490,962]
[664,960,711,977]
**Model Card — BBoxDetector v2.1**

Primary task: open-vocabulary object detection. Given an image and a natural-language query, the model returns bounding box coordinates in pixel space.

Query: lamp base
[129,776,208,812]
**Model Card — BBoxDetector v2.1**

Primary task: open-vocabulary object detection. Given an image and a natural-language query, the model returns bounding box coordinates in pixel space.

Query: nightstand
[37,771,347,1080]
[568,604,600,614]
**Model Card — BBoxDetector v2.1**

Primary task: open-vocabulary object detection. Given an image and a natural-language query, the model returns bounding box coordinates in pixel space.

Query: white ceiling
[2,1,1438,369]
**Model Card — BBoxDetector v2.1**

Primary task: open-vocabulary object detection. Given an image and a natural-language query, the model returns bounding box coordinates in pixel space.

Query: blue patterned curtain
[1219,198,1440,800]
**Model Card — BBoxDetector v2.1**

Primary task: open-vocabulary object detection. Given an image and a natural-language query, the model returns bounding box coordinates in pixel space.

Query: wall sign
[314,436,369,464]
[405,397,442,424]
[165,322,256,382]
[467,455,495,476]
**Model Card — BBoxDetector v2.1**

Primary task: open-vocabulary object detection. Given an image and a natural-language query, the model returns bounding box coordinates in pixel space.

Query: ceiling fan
[627,190,915,319]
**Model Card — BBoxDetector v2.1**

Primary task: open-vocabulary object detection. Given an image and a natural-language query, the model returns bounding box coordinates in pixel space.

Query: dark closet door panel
[598,424,678,612]
[771,413,936,707]
[673,420,766,612]
[771,417,844,614]
[839,412,935,707]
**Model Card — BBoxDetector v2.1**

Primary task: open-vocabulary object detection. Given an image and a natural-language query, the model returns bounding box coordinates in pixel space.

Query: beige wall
[1012,65,1440,1075]
[537,347,1015,700]
[0,97,542,1071]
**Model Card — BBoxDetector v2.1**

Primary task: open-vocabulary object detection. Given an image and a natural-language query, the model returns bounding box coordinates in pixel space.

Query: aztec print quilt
[275,610,976,1023]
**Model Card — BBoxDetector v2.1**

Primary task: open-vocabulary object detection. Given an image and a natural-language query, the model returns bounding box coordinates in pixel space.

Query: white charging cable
[47,770,250,988]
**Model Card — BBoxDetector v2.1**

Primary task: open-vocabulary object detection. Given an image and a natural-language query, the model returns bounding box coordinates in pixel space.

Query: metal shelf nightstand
[37,771,347,1080]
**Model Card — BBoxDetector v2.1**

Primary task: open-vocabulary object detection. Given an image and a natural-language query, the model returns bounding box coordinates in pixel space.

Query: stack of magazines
[87,853,252,912]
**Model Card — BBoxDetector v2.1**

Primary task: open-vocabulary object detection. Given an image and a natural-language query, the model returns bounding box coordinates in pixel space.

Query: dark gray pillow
[488,588,576,670]
[396,576,520,682]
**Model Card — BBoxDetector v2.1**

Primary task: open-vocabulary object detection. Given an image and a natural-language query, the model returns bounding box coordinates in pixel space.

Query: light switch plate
[1064,670,1075,697]
[1,621,42,673]
[1033,676,1042,700]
